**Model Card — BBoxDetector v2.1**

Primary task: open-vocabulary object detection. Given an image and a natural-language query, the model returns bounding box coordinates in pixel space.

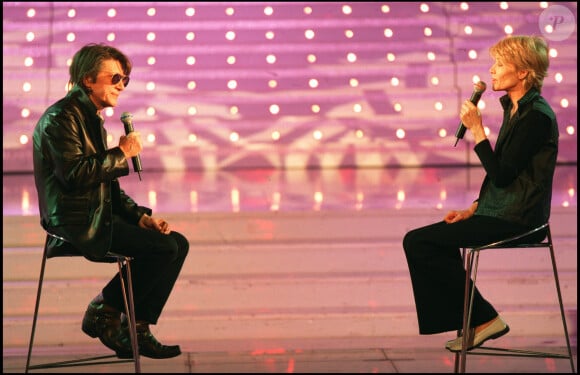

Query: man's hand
[119,131,142,159]
[138,214,171,234]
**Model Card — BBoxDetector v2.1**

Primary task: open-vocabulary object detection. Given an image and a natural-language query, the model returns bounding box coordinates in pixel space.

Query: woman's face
[489,56,525,93]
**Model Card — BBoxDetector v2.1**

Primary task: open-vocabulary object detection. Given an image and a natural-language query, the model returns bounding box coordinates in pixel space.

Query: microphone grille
[120,112,132,121]
[475,81,487,93]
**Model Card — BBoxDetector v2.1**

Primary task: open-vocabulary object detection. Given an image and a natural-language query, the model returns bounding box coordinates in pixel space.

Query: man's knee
[170,231,189,259]
[403,228,420,254]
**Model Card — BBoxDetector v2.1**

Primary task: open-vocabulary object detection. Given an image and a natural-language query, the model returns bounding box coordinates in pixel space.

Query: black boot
[116,318,181,359]
[81,295,131,355]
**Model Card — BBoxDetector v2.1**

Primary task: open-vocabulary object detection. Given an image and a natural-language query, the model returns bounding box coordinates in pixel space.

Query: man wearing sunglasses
[32,43,189,359]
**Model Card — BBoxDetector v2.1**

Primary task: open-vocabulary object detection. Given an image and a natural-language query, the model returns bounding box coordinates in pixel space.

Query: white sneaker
[446,316,510,352]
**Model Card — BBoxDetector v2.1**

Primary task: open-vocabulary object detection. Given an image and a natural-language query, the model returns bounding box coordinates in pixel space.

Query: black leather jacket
[32,86,151,260]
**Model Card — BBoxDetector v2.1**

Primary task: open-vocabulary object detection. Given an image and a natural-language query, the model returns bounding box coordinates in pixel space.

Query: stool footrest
[27,354,134,370]
[467,346,572,359]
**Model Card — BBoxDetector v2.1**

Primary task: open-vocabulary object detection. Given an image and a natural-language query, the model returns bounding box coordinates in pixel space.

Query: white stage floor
[3,166,577,373]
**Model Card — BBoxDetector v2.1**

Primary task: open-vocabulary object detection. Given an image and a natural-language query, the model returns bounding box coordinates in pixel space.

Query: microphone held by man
[454,81,487,147]
[120,112,143,180]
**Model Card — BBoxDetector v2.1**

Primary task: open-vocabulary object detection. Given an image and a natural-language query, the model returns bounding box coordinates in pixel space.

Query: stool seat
[44,232,119,262]
[455,223,575,373]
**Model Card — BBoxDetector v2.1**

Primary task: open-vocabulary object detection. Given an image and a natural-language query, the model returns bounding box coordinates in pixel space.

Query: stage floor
[3,165,577,373]
[3,336,577,373]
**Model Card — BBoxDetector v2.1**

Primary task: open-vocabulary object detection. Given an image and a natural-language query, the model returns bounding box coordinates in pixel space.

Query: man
[32,43,189,359]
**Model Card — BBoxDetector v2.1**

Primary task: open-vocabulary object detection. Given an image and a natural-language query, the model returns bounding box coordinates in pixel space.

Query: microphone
[454,81,487,147]
[120,112,142,180]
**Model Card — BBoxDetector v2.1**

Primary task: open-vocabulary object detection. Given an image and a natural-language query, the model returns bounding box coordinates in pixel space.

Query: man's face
[84,59,129,110]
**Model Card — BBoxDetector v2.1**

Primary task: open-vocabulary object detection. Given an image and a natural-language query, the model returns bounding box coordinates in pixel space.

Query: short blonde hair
[490,35,549,93]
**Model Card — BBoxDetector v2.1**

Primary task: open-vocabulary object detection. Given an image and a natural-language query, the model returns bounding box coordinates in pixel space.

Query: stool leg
[546,232,576,373]
[454,247,467,373]
[125,259,141,372]
[25,245,48,373]
[118,258,141,373]
[458,250,473,373]
[459,249,480,373]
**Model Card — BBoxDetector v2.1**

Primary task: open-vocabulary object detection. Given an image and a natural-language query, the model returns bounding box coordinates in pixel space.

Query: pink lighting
[1,16,577,366]
[2,2,576,172]
[2,167,576,217]
[147,190,157,208]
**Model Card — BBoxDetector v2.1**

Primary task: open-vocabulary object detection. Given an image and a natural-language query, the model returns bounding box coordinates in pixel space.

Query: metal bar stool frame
[454,223,575,373]
[25,233,141,373]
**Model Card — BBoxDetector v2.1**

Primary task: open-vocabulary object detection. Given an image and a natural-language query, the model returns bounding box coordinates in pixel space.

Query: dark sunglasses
[111,73,130,87]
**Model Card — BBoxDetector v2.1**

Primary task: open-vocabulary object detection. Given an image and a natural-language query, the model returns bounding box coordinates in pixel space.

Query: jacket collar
[66,85,101,120]
[499,87,540,112]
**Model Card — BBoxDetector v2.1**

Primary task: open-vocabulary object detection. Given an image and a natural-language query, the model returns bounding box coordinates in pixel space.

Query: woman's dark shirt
[474,88,559,227]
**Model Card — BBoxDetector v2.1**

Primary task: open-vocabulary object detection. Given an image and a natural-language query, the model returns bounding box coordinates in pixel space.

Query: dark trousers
[102,215,189,325]
[402,215,531,335]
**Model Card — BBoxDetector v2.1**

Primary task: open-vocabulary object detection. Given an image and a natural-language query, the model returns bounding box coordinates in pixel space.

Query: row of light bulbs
[25,3,532,19]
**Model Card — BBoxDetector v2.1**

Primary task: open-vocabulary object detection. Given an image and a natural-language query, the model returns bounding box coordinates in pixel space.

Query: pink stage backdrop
[3,2,577,172]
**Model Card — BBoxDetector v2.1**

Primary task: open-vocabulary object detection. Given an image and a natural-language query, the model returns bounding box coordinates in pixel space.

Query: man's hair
[490,35,549,93]
[68,43,132,92]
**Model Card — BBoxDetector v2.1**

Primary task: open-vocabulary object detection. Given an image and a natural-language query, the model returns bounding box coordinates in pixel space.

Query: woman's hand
[460,100,487,144]
[444,209,473,223]
[444,201,478,224]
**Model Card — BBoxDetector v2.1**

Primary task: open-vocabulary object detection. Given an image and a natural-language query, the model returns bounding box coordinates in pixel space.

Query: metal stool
[25,233,141,372]
[454,223,575,373]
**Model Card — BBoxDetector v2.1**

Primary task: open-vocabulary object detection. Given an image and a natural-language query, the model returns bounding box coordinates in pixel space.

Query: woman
[403,35,558,352]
